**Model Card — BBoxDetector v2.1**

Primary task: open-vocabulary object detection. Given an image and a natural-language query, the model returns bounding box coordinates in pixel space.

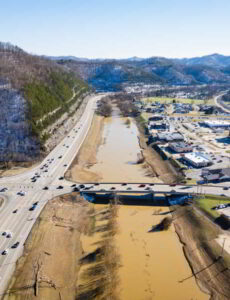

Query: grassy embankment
[195,195,230,219]
[24,71,88,144]
[142,96,214,105]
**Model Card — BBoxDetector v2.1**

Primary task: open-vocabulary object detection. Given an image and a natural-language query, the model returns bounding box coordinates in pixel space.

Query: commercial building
[200,120,230,129]
[201,168,230,183]
[157,132,184,143]
[183,152,212,167]
[168,142,193,153]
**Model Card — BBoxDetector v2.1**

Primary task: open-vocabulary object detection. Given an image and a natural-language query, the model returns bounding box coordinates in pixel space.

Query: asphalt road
[0,93,103,297]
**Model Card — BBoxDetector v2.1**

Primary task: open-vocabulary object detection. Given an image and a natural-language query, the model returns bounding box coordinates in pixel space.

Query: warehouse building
[168,142,193,153]
[183,152,212,168]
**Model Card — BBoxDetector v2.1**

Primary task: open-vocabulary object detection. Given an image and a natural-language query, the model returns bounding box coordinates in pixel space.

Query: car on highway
[79,184,85,189]
[0,187,7,192]
[71,184,76,187]
[72,187,79,192]
[63,164,67,167]
[57,185,63,189]
[223,187,229,190]
[43,186,49,190]
[12,209,18,214]
[59,176,64,180]
[1,250,8,255]
[29,206,36,211]
[6,233,12,238]
[139,184,146,188]
[2,231,7,236]
[121,183,127,186]
[17,191,25,196]
[11,242,20,249]
[58,155,62,159]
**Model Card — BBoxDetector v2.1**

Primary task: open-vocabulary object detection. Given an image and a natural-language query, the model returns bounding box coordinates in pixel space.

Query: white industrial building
[201,120,230,129]
[183,152,212,167]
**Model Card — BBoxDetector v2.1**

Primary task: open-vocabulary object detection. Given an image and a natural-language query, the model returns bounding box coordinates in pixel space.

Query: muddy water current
[85,109,209,300]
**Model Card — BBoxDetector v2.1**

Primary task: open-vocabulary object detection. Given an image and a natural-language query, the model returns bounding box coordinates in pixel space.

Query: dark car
[1,250,8,255]
[73,187,80,192]
[71,184,76,187]
[59,176,64,180]
[12,209,18,214]
[11,242,20,249]
[223,187,229,191]
[0,188,7,192]
[58,156,62,159]
[79,184,85,189]
[139,184,146,188]
[29,206,35,211]
[57,185,63,189]
[121,183,127,186]
[43,186,49,190]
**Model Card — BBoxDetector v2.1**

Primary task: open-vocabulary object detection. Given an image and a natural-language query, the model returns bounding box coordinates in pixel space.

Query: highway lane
[0,93,103,297]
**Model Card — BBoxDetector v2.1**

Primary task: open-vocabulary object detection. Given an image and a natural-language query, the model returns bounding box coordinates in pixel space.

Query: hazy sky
[0,0,229,58]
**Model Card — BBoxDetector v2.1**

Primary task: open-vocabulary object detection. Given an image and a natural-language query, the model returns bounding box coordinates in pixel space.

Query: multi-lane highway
[0,93,103,296]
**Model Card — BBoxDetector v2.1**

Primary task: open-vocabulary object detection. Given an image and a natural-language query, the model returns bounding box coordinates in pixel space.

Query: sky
[0,0,229,59]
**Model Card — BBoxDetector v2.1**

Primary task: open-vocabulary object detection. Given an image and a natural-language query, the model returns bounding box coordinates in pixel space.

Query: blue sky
[0,0,229,58]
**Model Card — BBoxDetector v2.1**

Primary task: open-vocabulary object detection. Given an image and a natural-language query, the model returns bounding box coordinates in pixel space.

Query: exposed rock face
[0,88,40,161]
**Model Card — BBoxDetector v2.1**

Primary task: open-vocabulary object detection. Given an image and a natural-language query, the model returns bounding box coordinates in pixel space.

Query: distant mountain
[176,54,230,68]
[56,53,230,91]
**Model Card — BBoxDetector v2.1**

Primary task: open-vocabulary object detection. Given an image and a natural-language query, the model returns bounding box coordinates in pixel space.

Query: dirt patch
[4,193,92,300]
[0,162,40,177]
[172,205,230,300]
[65,115,104,183]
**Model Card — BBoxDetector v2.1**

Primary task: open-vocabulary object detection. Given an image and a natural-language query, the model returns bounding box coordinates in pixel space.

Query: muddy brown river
[87,109,209,300]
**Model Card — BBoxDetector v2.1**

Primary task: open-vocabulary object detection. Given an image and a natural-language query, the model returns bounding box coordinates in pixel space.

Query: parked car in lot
[213,204,227,210]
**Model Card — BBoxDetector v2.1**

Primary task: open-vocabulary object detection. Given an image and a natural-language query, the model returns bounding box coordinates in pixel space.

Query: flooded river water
[86,109,209,300]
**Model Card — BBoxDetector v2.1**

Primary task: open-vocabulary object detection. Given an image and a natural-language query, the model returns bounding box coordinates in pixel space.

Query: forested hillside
[0,42,89,162]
